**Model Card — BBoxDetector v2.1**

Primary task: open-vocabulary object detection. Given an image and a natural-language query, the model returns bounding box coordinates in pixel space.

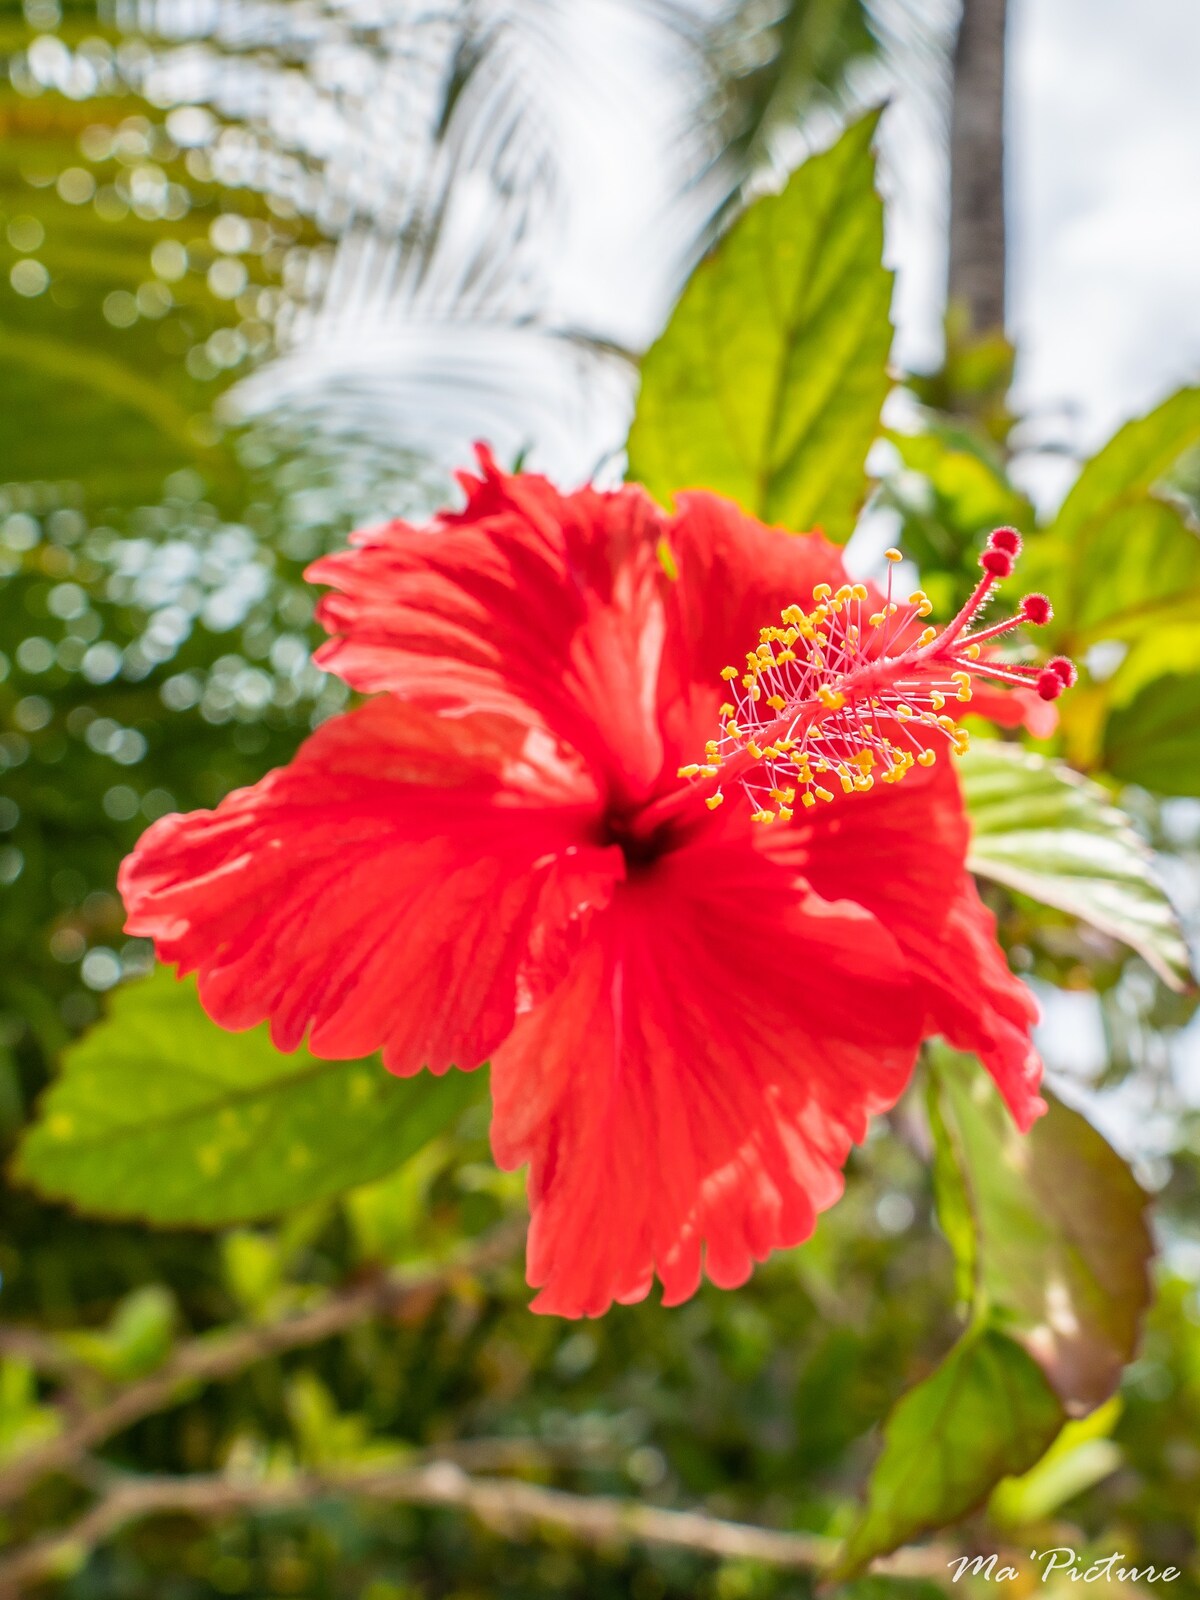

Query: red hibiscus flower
[120,449,1069,1317]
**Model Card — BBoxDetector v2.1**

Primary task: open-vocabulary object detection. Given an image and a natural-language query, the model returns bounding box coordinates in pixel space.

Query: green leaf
[832,1327,1063,1578]
[62,1286,177,1381]
[988,1396,1122,1529]
[1050,387,1200,549]
[1098,620,1200,794]
[627,111,892,540]
[929,1050,1154,1415]
[878,418,1036,615]
[887,422,1034,542]
[12,971,486,1226]
[1032,388,1200,653]
[0,1360,61,1468]
[960,740,1193,990]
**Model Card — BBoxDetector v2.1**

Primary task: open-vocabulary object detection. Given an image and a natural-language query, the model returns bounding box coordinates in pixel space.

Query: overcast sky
[567,0,1200,502]
[802,0,1200,506]
[247,0,1200,511]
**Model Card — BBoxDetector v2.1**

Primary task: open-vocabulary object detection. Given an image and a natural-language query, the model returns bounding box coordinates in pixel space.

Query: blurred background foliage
[0,0,1199,1596]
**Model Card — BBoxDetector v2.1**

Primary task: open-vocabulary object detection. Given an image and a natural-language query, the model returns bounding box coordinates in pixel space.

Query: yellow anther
[917,600,933,618]
[776,650,796,664]
[700,765,720,777]
[854,750,875,771]
[854,775,874,791]
[965,643,981,660]
[918,626,937,646]
[725,720,741,739]
[835,584,853,602]
[908,591,927,606]
[869,612,885,628]
[720,666,738,680]
[705,741,720,759]
[816,687,845,711]
[851,583,869,601]
[801,792,817,809]
[917,749,937,768]
[775,805,792,822]
[812,584,832,602]
[930,691,946,711]
[765,694,786,711]
[705,792,724,810]
[782,604,805,626]
[747,742,763,760]
[953,729,971,754]
[815,786,834,803]
[840,775,854,794]
[896,703,913,720]
[719,702,734,717]
[937,715,956,732]
[885,547,903,563]
[677,763,701,777]
[748,685,761,701]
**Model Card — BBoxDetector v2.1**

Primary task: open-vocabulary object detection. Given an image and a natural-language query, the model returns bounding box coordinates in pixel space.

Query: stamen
[686,529,1072,823]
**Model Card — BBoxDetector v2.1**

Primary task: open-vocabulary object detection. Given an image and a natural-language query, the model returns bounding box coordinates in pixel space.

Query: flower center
[599,808,686,874]
[666,527,1073,828]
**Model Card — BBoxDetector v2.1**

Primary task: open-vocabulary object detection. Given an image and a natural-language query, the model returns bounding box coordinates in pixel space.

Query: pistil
[675,527,1073,825]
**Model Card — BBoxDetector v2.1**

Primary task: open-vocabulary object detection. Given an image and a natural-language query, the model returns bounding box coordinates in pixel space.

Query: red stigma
[980,547,1014,579]
[1047,655,1077,687]
[1036,669,1065,700]
[689,527,1072,822]
[988,526,1022,556]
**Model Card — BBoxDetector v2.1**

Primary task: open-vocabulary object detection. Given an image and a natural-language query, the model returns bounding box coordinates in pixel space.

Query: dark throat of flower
[647,526,1075,835]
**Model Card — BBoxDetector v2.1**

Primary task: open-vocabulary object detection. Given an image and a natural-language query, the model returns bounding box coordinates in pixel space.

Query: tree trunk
[947,0,1008,334]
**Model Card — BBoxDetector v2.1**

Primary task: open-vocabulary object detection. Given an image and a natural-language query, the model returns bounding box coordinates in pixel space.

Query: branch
[0,1459,956,1596]
[0,1221,523,1510]
[0,1327,87,1384]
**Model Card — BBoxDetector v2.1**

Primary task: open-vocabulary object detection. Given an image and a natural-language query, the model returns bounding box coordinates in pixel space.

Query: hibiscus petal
[774,754,969,950]
[656,493,851,762]
[307,448,669,803]
[120,698,619,1075]
[890,875,1046,1132]
[660,492,1055,749]
[788,758,1044,1129]
[489,834,923,1317]
[661,493,849,686]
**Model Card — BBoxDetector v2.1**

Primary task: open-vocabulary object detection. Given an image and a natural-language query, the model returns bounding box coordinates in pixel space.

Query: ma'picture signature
[947,1550,1182,1585]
